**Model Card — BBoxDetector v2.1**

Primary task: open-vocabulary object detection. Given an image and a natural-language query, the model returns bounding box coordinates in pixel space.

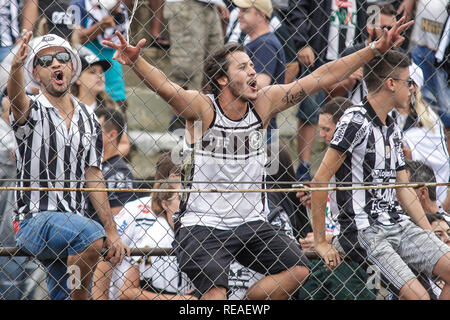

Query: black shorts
[173,220,309,297]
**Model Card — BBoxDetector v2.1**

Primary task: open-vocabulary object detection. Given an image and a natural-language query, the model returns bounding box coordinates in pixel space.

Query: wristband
[369,41,382,57]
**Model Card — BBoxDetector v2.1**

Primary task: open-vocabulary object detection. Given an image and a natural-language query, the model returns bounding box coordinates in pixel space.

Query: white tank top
[177,94,269,230]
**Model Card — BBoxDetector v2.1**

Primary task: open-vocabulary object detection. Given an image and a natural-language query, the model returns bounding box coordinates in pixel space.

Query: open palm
[102,31,147,66]
[376,16,414,53]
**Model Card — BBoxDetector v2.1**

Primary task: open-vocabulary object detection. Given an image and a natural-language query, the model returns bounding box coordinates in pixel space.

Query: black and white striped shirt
[329,99,408,238]
[0,0,20,47]
[10,93,103,221]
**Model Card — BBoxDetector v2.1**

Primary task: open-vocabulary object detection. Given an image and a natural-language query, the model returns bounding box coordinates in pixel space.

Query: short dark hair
[405,160,437,201]
[426,213,446,225]
[319,97,354,124]
[363,50,411,93]
[95,107,126,143]
[379,3,397,16]
[202,43,245,97]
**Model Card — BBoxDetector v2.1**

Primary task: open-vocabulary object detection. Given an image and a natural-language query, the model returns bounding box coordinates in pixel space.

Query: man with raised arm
[103,18,412,300]
[8,31,128,300]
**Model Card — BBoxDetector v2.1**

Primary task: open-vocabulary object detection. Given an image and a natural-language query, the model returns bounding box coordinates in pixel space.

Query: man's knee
[289,265,310,284]
[76,238,104,261]
[399,278,430,300]
[202,286,227,300]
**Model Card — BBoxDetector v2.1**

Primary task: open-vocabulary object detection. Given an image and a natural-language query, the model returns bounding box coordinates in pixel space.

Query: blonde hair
[413,89,435,132]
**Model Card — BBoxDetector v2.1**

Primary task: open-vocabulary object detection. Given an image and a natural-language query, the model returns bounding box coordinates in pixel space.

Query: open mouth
[53,70,64,85]
[248,79,257,90]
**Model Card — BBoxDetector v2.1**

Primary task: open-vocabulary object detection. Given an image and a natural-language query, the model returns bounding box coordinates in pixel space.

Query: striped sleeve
[85,114,103,169]
[393,127,406,171]
[9,98,39,134]
[330,111,368,154]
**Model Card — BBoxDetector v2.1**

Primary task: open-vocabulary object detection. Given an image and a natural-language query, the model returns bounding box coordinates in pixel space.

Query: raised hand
[102,31,147,66]
[374,16,414,54]
[12,30,33,68]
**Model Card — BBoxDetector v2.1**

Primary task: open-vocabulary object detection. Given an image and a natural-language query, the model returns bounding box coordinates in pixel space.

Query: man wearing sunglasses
[7,32,128,300]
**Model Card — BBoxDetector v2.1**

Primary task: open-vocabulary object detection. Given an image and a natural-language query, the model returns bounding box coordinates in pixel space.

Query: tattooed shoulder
[282,88,307,105]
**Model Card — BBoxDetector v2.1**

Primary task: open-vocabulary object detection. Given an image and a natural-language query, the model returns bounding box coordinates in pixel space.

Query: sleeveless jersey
[177,94,270,230]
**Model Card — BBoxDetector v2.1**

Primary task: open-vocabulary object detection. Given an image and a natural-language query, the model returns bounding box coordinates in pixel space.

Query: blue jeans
[0,257,28,299]
[0,46,12,63]
[15,211,105,300]
[412,45,450,127]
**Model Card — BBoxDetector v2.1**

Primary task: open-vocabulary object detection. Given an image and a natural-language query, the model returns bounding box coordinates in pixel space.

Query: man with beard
[102,17,412,300]
[7,32,128,300]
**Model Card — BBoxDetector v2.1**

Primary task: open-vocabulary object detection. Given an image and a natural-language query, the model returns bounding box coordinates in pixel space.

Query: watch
[369,41,382,57]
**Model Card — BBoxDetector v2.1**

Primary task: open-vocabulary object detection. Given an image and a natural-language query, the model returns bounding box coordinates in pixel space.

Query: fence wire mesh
[0,0,448,301]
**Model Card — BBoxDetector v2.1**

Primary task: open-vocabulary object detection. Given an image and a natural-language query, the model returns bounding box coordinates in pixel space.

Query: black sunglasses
[391,77,414,87]
[33,51,71,68]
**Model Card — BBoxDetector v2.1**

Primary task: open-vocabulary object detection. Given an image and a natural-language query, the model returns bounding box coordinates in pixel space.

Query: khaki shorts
[352,219,450,293]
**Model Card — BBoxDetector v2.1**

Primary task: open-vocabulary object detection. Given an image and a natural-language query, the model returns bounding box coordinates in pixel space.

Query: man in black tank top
[103,19,413,299]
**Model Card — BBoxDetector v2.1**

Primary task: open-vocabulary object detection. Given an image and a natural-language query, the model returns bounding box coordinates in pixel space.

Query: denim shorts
[15,211,105,300]
[15,211,105,259]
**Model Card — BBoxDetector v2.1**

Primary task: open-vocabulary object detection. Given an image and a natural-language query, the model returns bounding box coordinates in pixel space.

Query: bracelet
[369,41,382,57]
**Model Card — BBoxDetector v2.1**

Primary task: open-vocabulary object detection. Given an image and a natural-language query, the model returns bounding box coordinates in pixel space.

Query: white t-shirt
[402,110,450,205]
[131,215,193,294]
[410,0,448,51]
[108,196,157,300]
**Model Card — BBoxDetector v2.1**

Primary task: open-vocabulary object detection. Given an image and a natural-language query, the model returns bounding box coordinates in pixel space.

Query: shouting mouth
[248,79,257,91]
[53,70,65,85]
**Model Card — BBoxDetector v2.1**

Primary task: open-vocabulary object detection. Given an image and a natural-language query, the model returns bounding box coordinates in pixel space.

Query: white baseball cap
[24,34,82,88]
[409,63,424,88]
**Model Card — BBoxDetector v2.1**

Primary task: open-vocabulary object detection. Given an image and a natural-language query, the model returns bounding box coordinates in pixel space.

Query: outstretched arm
[8,30,33,125]
[103,31,211,121]
[259,17,414,120]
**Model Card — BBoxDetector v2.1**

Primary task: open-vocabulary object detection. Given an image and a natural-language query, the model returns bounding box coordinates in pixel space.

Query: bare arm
[85,166,129,266]
[119,264,197,300]
[77,16,115,44]
[22,0,38,34]
[396,169,432,231]
[325,68,363,98]
[255,73,271,90]
[131,56,210,120]
[311,147,347,269]
[259,18,414,120]
[7,31,33,125]
[103,31,210,121]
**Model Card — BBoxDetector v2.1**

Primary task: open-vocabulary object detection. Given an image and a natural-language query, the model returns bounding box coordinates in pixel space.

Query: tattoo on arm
[282,88,307,105]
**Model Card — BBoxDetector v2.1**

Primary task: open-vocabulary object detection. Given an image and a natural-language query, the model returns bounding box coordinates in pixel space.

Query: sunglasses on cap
[33,51,71,68]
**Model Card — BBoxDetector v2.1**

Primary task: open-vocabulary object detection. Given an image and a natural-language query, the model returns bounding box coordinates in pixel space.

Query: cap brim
[232,0,252,9]
[94,60,112,72]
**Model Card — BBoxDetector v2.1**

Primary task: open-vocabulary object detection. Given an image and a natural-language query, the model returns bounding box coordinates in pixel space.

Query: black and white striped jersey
[177,94,270,230]
[0,0,20,47]
[329,98,409,237]
[10,93,103,221]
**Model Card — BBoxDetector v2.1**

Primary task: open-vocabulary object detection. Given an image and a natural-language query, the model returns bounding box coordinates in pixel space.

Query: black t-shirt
[86,155,137,223]
[40,0,74,40]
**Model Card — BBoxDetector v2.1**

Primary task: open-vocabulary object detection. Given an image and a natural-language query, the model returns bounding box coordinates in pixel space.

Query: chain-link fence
[0,0,448,300]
